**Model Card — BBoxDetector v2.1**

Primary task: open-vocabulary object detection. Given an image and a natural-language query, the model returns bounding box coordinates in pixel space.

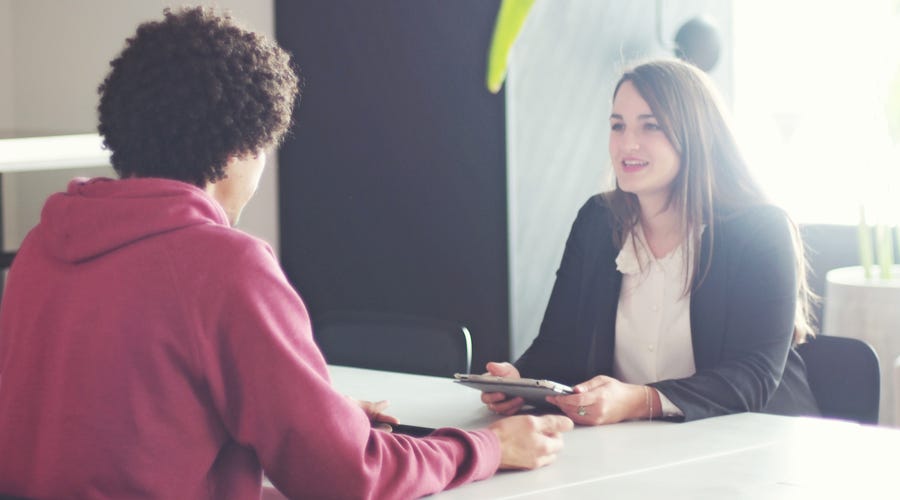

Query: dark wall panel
[276,1,508,367]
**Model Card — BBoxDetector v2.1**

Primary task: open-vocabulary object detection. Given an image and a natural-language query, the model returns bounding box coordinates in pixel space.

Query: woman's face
[609,81,681,207]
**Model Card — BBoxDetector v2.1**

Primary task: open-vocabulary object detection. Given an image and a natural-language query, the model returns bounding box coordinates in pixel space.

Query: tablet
[453,373,574,407]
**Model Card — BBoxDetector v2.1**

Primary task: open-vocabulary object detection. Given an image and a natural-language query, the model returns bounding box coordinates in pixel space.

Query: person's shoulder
[718,203,790,227]
[185,222,266,246]
[568,193,613,230]
[716,203,794,245]
[178,223,276,267]
[565,194,618,254]
[578,192,613,218]
[585,192,611,210]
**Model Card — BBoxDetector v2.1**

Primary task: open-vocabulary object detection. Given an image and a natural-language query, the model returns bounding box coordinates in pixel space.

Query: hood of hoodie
[37,177,230,263]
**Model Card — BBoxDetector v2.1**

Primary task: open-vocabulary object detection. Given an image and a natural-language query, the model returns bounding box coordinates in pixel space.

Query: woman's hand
[480,361,526,416]
[546,375,648,425]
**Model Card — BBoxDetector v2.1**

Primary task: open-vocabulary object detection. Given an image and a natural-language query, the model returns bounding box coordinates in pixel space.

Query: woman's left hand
[546,375,646,425]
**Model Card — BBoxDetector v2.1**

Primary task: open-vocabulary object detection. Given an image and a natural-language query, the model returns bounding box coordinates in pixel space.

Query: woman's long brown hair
[602,59,815,344]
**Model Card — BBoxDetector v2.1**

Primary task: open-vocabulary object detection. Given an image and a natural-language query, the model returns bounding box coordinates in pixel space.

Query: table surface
[826,265,900,287]
[330,365,900,499]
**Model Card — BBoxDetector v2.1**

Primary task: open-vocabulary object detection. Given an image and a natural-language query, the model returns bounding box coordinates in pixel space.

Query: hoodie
[0,177,500,499]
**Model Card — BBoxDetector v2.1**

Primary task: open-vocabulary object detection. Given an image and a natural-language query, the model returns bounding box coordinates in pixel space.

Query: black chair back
[797,335,880,424]
[313,311,472,377]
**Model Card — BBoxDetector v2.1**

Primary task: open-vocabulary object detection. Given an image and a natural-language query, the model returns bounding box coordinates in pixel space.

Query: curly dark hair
[97,7,300,187]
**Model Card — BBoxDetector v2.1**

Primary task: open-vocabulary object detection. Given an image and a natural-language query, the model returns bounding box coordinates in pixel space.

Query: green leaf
[486,0,536,94]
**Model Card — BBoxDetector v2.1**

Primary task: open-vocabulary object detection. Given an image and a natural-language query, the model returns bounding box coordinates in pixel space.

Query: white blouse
[612,225,696,417]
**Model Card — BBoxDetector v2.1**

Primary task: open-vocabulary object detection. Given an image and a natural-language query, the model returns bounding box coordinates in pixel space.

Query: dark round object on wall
[674,16,721,72]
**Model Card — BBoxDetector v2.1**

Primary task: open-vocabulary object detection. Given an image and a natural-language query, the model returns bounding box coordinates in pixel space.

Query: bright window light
[733,0,900,225]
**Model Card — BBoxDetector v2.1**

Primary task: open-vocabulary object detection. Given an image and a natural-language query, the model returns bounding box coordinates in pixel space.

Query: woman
[483,59,820,424]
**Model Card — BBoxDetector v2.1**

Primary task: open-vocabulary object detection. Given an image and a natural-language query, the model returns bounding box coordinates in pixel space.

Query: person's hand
[546,375,646,425]
[353,398,400,430]
[480,361,525,416]
[488,414,573,469]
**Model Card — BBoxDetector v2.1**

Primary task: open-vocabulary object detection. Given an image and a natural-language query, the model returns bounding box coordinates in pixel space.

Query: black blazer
[515,195,819,421]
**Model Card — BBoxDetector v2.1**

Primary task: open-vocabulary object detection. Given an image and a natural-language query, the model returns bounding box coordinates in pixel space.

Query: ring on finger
[577,405,587,416]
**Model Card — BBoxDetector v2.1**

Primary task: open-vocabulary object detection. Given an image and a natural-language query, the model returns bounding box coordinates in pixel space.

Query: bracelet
[644,386,653,422]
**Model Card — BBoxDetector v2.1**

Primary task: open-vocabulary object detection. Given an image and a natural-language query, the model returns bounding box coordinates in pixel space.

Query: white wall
[0,0,13,138]
[1,0,21,250]
[2,0,279,252]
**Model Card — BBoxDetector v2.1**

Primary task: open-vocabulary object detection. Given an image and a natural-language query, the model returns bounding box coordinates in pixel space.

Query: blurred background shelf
[0,133,109,173]
[0,133,111,276]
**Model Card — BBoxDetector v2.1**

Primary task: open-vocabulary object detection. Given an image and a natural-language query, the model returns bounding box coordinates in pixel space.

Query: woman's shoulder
[571,193,615,227]
[717,203,790,226]
[567,193,618,256]
[716,203,794,244]
[580,192,613,215]
[552,193,615,246]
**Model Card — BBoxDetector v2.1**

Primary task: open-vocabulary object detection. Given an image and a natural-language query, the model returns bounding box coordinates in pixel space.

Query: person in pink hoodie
[0,7,572,499]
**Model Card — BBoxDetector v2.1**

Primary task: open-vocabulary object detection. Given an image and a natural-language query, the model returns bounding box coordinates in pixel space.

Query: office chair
[799,224,863,327]
[894,355,900,427]
[313,311,472,377]
[796,335,880,425]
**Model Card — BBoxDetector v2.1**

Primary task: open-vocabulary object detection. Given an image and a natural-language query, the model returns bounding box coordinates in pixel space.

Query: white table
[328,365,900,500]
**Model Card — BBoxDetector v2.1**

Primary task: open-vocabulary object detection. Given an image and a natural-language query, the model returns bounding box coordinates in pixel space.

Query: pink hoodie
[0,177,499,499]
